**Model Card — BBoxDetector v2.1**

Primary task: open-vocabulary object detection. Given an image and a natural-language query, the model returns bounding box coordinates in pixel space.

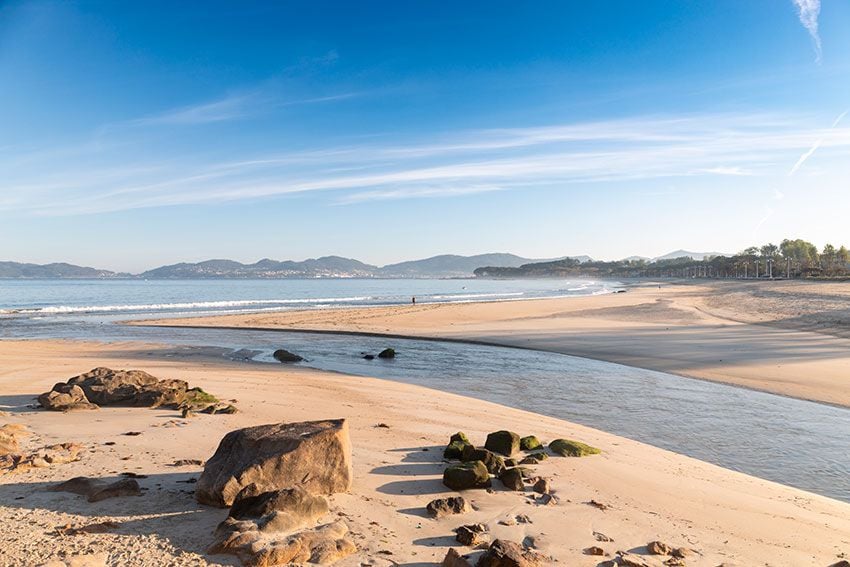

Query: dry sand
[145,280,850,407]
[1,339,850,566]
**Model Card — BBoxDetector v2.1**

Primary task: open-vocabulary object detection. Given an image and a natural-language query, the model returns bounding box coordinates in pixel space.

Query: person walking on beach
[412,296,416,305]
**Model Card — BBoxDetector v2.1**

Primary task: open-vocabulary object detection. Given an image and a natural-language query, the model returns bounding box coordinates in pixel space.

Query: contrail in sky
[788,109,848,176]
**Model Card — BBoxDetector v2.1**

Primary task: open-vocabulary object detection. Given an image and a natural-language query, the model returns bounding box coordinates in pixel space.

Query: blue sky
[1,1,849,271]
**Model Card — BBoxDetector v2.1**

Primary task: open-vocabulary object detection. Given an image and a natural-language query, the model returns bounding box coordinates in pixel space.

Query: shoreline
[134,280,850,408]
[2,339,850,565]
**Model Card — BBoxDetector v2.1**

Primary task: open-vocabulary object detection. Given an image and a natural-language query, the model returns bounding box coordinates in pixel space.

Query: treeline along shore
[474,238,850,279]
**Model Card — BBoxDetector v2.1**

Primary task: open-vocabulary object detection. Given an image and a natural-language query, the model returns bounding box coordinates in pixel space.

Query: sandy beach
[144,280,850,408]
[1,338,849,566]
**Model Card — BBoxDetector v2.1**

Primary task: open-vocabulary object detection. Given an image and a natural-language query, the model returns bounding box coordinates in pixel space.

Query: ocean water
[0,278,612,320]
[1,278,849,503]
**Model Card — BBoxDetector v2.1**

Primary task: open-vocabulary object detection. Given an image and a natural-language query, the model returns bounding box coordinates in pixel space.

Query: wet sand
[143,280,850,407]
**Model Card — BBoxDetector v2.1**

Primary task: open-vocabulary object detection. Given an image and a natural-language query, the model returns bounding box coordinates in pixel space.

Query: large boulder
[548,438,601,457]
[519,436,541,451]
[476,539,544,567]
[67,367,188,407]
[38,384,98,411]
[443,461,491,490]
[196,419,352,507]
[484,431,520,457]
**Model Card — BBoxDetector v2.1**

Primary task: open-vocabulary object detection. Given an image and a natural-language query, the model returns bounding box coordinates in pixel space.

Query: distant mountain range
[650,250,730,261]
[0,253,588,279]
[0,250,728,279]
[0,261,123,279]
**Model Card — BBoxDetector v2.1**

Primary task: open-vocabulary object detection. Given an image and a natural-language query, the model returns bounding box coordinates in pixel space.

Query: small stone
[537,493,558,506]
[426,496,471,518]
[647,541,672,555]
[671,547,692,558]
[584,546,605,556]
[593,531,614,542]
[476,539,544,567]
[532,478,549,494]
[170,459,204,467]
[442,548,473,567]
[617,552,651,567]
[455,523,487,546]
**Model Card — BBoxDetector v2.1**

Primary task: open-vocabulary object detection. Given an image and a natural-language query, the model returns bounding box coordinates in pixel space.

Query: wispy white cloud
[104,89,362,132]
[792,0,822,63]
[134,93,257,126]
[788,109,847,175]
[4,112,850,216]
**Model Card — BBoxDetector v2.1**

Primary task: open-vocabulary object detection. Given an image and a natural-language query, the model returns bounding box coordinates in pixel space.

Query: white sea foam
[430,292,524,300]
[0,296,374,315]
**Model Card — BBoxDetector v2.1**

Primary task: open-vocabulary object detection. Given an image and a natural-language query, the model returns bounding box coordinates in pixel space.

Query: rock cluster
[1,425,83,474]
[37,367,234,414]
[441,429,574,493]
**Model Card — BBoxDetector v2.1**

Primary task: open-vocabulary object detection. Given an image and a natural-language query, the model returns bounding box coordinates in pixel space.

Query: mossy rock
[443,432,473,460]
[484,430,520,457]
[497,467,525,491]
[461,445,505,475]
[443,461,492,490]
[200,403,238,415]
[520,435,542,451]
[377,348,396,359]
[183,387,219,406]
[549,438,601,457]
[450,432,471,445]
[519,451,549,465]
[273,349,304,363]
